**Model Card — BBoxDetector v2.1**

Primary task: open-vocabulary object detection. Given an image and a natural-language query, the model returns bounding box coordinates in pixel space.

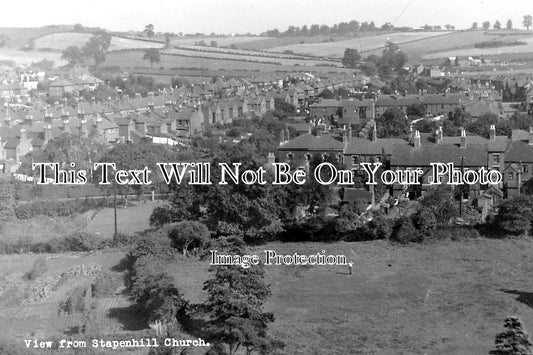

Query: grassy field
[103,50,352,74]
[0,26,73,48]
[34,32,165,52]
[163,238,533,354]
[85,201,163,237]
[163,48,341,67]
[0,234,532,354]
[231,35,355,51]
[0,47,65,66]
[267,31,452,58]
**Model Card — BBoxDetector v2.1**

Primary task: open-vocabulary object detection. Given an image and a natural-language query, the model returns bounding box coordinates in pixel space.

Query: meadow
[2,237,531,354]
[34,32,165,52]
[266,31,452,58]
[103,50,352,74]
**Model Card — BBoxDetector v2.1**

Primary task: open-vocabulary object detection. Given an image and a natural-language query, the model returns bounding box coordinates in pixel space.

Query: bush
[412,208,437,238]
[62,231,106,252]
[27,256,47,280]
[390,217,421,244]
[15,200,78,219]
[491,316,533,355]
[60,284,91,314]
[431,226,481,241]
[167,221,210,256]
[91,271,120,298]
[493,196,533,236]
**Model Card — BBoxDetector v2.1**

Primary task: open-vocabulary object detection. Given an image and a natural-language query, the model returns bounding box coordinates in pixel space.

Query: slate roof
[391,143,488,167]
[279,134,344,151]
[505,140,533,163]
[344,137,408,155]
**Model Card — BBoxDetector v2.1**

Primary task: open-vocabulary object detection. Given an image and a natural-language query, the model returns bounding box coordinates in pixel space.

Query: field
[266,31,452,58]
[169,239,533,354]
[103,50,352,74]
[0,26,73,48]
[1,224,533,354]
[170,36,273,47]
[163,47,341,67]
[34,32,165,52]
[86,201,163,237]
[0,48,65,66]
[230,35,356,51]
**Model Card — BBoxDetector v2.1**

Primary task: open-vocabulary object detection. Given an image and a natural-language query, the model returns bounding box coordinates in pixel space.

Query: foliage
[144,24,155,38]
[411,207,437,238]
[493,196,533,236]
[91,271,120,298]
[419,186,458,225]
[390,216,420,244]
[491,316,533,355]
[202,242,283,355]
[60,284,91,314]
[83,31,112,65]
[61,45,85,65]
[523,15,532,30]
[27,256,47,281]
[142,48,161,68]
[0,175,16,221]
[167,221,210,256]
[341,48,361,69]
[375,107,409,138]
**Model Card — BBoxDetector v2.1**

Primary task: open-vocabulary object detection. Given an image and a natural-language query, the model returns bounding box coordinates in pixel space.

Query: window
[286,153,294,160]
[305,153,311,162]
[336,154,343,163]
[322,153,329,161]
[351,155,360,165]
[493,154,500,164]
[523,164,529,174]
[509,172,514,180]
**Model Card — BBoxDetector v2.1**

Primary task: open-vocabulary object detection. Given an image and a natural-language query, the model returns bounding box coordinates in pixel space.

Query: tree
[471,22,478,30]
[202,239,283,355]
[210,40,218,47]
[494,196,533,236]
[144,24,155,38]
[491,316,533,355]
[523,15,533,30]
[483,21,491,30]
[444,24,455,30]
[375,107,409,138]
[506,19,513,30]
[406,103,426,118]
[167,221,210,256]
[494,20,502,30]
[142,48,161,68]
[83,32,111,65]
[0,34,9,47]
[341,48,361,69]
[419,185,458,225]
[0,175,16,221]
[61,46,85,65]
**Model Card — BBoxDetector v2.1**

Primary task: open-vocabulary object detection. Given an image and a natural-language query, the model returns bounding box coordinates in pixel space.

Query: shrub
[431,226,481,241]
[60,284,91,314]
[63,231,106,251]
[412,208,437,238]
[390,217,420,244]
[167,221,210,256]
[91,271,120,298]
[15,200,78,219]
[491,316,532,355]
[493,196,533,236]
[27,256,47,281]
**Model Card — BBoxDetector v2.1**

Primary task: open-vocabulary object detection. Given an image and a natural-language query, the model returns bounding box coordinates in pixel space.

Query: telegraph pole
[113,180,117,239]
[459,155,464,217]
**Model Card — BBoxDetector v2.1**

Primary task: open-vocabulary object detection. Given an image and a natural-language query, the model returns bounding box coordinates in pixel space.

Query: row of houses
[277,123,533,205]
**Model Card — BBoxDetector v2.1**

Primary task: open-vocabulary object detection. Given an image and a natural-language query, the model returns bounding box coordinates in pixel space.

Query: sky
[3,0,533,34]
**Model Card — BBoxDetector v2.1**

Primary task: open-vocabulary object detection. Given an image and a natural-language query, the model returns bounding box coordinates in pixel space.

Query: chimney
[316,128,322,137]
[148,102,154,111]
[124,94,130,102]
[4,116,11,128]
[308,122,312,135]
[19,127,27,141]
[372,122,377,142]
[347,126,352,143]
[267,152,275,164]
[285,128,289,142]
[96,115,103,131]
[44,124,52,143]
[79,119,88,136]
[414,130,421,148]
[45,112,52,125]
[490,124,496,141]
[529,127,533,145]
[135,93,142,101]
[436,126,443,144]
[460,127,466,148]
[280,129,285,145]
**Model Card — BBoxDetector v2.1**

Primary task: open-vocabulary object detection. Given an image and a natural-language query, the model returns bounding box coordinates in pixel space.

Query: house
[504,128,533,197]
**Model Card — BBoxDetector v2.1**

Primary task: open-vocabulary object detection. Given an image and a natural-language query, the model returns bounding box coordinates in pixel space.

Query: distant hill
[0,25,74,48]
